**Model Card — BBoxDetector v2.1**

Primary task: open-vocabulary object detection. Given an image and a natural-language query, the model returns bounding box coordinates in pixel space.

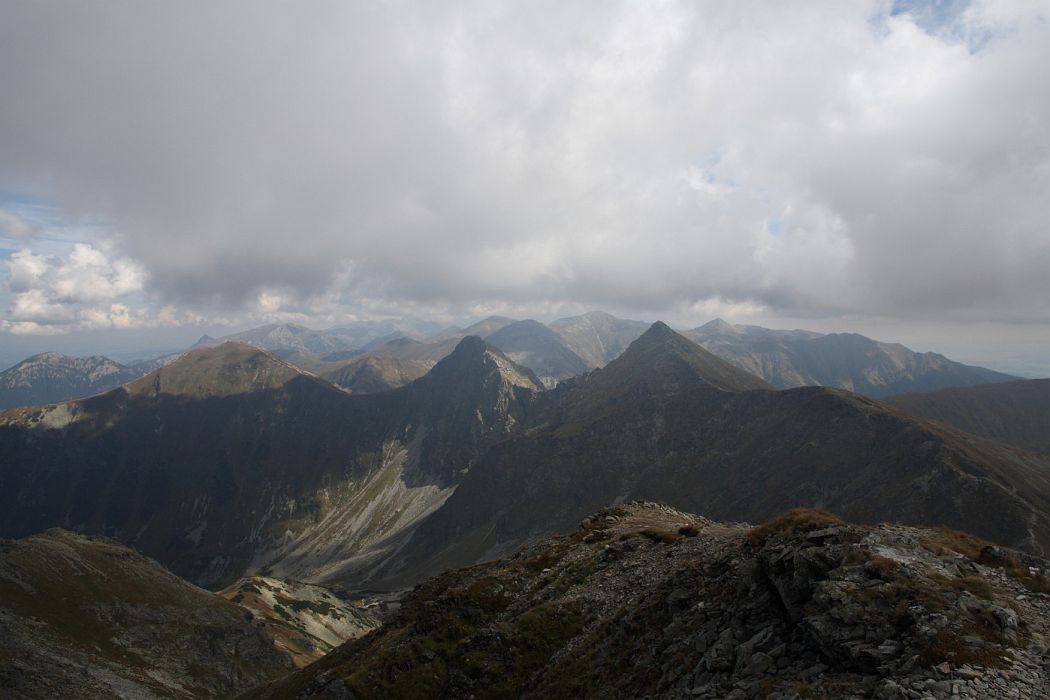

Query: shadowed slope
[885,378,1050,455]
[0,529,292,698]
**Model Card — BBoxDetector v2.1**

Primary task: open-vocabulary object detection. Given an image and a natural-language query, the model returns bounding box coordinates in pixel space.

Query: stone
[992,606,1019,630]
[878,639,904,658]
[703,629,737,673]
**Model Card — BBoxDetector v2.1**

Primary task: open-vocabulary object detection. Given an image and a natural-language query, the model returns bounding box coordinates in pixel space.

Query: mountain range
[0,352,144,409]
[0,311,1023,412]
[2,319,1048,699]
[685,319,1018,398]
[2,325,1047,600]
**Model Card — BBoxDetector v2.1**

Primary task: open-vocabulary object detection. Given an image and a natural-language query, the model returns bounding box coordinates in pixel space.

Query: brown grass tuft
[639,528,682,544]
[677,524,700,537]
[747,508,845,545]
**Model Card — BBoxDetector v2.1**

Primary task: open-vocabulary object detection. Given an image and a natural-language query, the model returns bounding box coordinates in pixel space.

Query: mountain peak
[426,336,543,391]
[601,321,772,393]
[126,342,304,399]
[697,317,735,332]
[639,320,675,338]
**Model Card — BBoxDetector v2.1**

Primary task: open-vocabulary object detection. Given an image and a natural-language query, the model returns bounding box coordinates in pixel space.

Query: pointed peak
[601,322,772,394]
[643,320,675,336]
[627,321,694,352]
[452,334,488,356]
[427,336,543,391]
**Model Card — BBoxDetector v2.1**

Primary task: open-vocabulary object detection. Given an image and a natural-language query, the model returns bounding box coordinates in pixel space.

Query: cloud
[2,243,147,331]
[0,0,1047,328]
[0,207,38,238]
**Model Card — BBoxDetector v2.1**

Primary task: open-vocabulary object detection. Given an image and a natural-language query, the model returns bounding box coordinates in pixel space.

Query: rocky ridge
[249,502,1050,700]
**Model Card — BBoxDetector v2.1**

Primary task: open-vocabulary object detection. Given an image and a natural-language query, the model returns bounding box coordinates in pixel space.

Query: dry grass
[863,555,901,581]
[677,524,700,537]
[747,508,845,545]
[921,527,989,561]
[921,527,1050,594]
[639,528,683,544]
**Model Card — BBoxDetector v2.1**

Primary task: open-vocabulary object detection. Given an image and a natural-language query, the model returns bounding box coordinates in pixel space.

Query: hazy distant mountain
[195,323,360,360]
[0,352,144,409]
[461,315,518,338]
[0,529,291,698]
[686,318,1017,398]
[197,319,443,365]
[324,355,435,394]
[485,319,591,387]
[885,378,1050,455]
[549,310,649,367]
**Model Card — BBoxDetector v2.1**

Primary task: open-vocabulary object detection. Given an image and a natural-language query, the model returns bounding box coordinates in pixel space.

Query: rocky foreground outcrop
[250,502,1050,699]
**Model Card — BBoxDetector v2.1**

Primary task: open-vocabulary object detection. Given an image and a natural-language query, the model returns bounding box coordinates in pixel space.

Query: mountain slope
[484,319,590,387]
[0,529,292,699]
[0,352,144,409]
[322,355,433,393]
[349,324,1050,590]
[686,319,1018,398]
[220,576,381,668]
[548,310,649,367]
[250,502,1050,700]
[884,378,1050,455]
[0,339,543,590]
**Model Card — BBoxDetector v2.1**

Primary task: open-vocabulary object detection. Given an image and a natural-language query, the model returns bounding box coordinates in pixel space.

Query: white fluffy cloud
[0,0,1047,332]
[2,243,147,332]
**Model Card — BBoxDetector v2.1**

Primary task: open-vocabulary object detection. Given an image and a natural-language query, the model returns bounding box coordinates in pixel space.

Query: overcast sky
[0,1,1048,373]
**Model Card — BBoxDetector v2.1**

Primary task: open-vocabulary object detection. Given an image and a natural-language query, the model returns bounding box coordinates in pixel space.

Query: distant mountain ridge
[686,318,1019,398]
[0,352,145,409]
[885,378,1050,455]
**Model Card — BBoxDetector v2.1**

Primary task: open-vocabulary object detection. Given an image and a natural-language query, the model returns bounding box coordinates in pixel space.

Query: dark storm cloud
[0,0,1047,326]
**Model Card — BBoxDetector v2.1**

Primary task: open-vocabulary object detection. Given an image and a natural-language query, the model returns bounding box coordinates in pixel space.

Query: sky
[0,1,1048,374]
